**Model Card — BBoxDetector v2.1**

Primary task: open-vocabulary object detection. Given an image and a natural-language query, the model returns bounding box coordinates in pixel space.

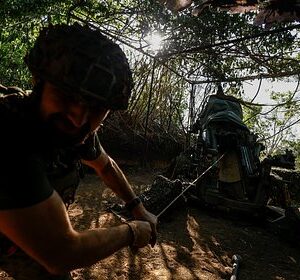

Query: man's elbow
[82,153,113,177]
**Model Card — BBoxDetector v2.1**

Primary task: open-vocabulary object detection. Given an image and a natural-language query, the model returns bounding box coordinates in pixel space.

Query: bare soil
[68,166,300,280]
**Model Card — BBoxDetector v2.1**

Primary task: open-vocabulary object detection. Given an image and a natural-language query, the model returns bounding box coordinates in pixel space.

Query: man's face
[39,82,110,146]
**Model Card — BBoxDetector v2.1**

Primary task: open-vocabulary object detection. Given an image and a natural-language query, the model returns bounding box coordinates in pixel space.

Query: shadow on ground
[69,168,300,280]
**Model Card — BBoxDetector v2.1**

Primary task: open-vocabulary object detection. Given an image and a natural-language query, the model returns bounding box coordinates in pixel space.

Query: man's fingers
[130,245,139,255]
[131,207,158,248]
[127,220,152,248]
[149,221,157,247]
[150,233,157,247]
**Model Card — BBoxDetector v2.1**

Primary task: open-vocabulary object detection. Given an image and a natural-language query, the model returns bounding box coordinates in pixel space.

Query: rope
[157,153,225,218]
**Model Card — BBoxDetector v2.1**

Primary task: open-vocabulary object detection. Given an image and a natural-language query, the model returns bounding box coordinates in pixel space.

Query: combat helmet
[25,23,133,110]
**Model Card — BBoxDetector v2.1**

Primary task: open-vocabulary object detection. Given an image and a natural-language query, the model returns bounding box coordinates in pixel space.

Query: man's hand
[131,203,157,247]
[84,152,158,247]
[126,220,152,248]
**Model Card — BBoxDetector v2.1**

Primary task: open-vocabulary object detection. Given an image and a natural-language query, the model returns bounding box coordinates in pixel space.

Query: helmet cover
[25,23,133,110]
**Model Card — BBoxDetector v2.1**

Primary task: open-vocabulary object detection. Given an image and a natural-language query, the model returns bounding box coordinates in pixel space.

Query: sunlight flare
[146,32,164,52]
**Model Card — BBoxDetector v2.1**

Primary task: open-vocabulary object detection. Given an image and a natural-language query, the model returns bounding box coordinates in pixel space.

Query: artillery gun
[109,89,300,244]
[160,90,300,244]
[167,91,297,214]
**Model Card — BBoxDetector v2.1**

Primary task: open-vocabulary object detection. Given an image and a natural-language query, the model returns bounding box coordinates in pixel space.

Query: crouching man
[0,23,157,279]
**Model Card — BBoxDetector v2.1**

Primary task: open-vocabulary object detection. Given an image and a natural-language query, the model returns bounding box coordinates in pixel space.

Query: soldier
[0,23,157,279]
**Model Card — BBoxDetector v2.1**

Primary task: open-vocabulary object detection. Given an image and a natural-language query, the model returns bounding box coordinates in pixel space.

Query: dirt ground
[67,165,300,280]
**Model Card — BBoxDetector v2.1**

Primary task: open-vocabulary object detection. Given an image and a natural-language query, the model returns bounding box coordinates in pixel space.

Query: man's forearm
[83,153,153,219]
[96,157,137,203]
[83,154,157,247]
[47,224,133,274]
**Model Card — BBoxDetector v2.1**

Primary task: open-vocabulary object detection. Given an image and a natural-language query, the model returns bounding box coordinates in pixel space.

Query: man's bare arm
[0,191,151,275]
[82,150,136,202]
[82,148,157,246]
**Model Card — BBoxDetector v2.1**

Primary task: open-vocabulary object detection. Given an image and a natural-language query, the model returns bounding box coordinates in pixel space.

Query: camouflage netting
[271,167,300,207]
[139,175,185,216]
[198,95,249,131]
[108,175,186,219]
[99,111,184,164]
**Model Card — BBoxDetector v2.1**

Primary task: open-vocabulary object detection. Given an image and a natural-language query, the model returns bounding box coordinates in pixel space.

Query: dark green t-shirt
[0,90,101,209]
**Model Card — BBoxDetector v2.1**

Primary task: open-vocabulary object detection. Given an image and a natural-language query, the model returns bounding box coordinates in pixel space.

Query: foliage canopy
[1,0,300,160]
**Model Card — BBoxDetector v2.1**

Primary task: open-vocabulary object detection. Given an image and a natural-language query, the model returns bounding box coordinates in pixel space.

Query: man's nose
[66,103,89,128]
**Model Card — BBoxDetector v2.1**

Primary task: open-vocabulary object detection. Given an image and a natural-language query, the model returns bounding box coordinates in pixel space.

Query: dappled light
[64,171,300,280]
[2,2,300,280]
[2,1,300,155]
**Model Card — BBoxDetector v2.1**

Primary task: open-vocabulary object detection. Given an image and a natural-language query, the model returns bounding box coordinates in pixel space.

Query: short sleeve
[0,154,54,210]
[78,133,102,161]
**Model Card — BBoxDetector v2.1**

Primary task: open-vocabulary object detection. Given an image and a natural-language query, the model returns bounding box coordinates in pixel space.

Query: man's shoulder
[0,84,26,94]
[0,86,35,150]
[0,85,32,116]
[0,84,30,99]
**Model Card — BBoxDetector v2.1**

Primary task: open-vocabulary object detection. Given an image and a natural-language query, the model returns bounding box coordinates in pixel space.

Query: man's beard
[42,113,91,148]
